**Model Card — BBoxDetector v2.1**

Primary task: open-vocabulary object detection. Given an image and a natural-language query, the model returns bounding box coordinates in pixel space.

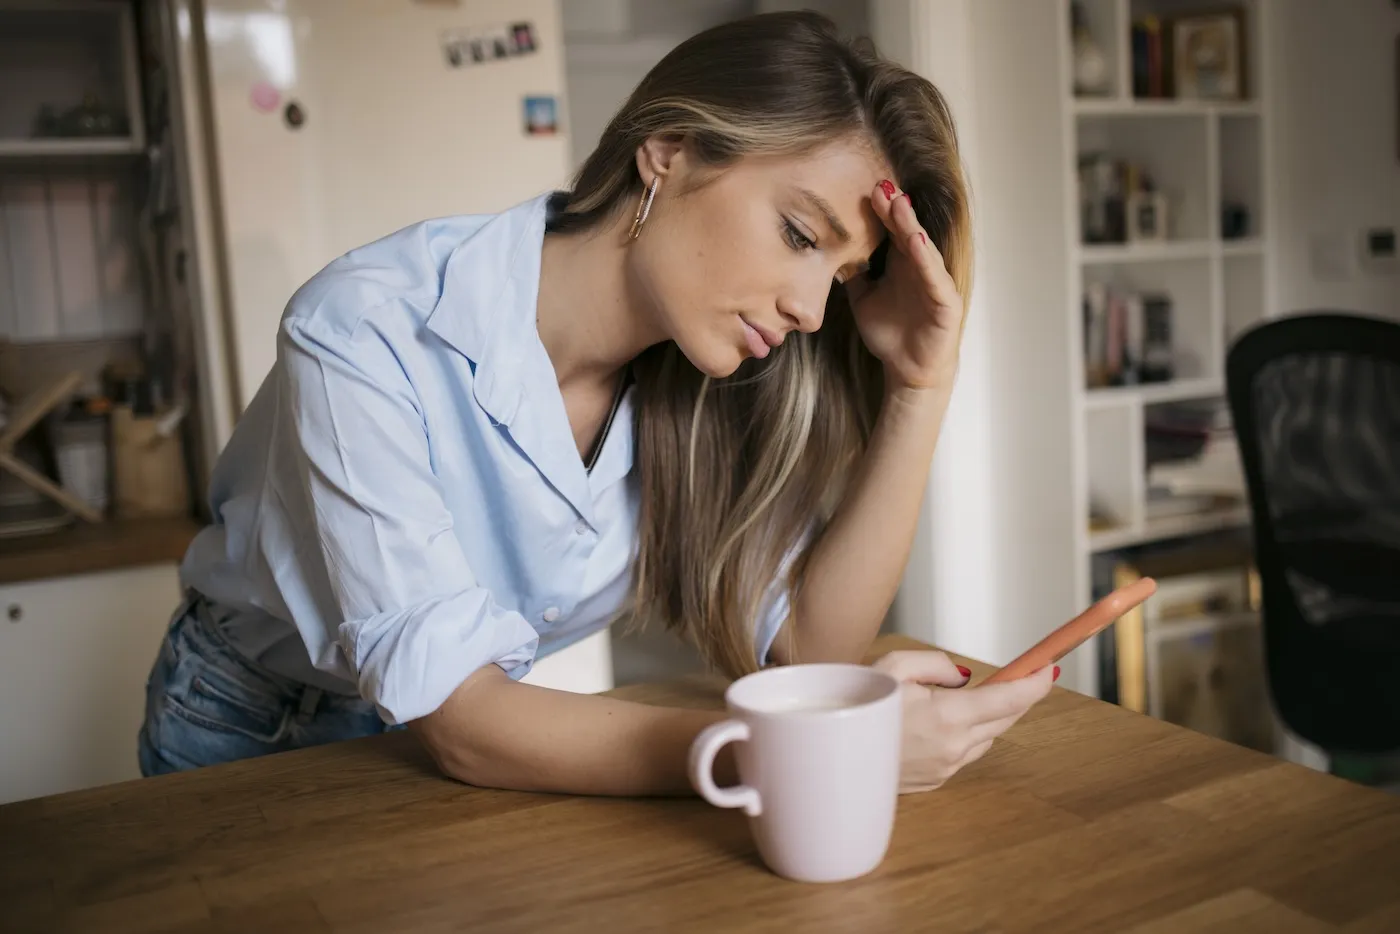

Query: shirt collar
[426,191,555,425]
[425,191,634,522]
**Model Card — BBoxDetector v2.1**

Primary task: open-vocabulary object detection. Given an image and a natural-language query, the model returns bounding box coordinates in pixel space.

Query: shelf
[1073,98,1261,117]
[1150,610,1261,636]
[1078,239,1265,264]
[0,517,200,586]
[1088,505,1251,552]
[1220,238,1264,257]
[1078,240,1214,264]
[0,137,143,158]
[1084,377,1224,409]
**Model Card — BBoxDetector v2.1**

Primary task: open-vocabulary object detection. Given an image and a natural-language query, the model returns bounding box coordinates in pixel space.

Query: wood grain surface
[2,635,1397,933]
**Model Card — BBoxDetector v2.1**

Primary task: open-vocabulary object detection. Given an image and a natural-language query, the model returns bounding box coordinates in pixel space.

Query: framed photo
[510,22,537,55]
[1172,11,1246,100]
[1126,190,1169,242]
[442,20,538,70]
[523,95,558,136]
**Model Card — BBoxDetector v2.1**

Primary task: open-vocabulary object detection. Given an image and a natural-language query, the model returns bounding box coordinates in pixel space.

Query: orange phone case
[980,576,1158,684]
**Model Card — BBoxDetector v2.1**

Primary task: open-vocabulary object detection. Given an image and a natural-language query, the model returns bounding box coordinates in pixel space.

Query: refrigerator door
[184,1,609,695]
[197,0,571,408]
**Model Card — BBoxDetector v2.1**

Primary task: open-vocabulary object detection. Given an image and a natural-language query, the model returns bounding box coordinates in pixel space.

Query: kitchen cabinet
[0,562,181,804]
[521,628,615,695]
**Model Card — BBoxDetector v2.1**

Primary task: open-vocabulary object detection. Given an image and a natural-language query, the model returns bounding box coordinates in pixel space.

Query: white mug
[688,663,903,883]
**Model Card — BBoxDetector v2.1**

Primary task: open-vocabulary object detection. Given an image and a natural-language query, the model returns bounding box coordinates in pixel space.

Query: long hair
[550,11,974,678]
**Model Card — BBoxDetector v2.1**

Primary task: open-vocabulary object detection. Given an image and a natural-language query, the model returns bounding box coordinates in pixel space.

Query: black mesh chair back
[1226,312,1400,755]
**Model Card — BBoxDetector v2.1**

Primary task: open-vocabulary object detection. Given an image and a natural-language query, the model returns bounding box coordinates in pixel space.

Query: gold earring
[628,176,660,241]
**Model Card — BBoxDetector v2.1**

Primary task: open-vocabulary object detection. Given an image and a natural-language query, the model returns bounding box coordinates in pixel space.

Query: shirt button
[574,521,588,536]
[542,607,560,622]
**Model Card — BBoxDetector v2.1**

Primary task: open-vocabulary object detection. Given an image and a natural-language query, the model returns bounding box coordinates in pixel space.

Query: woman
[139,11,1055,795]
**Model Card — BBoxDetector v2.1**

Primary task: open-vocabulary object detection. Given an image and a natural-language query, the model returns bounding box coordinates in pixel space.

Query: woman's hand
[847,180,966,393]
[873,650,1056,794]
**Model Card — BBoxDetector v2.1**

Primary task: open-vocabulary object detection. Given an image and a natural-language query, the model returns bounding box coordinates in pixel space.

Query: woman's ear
[635,134,686,185]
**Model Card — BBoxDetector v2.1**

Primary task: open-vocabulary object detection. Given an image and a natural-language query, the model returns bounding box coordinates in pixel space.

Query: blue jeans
[138,592,401,776]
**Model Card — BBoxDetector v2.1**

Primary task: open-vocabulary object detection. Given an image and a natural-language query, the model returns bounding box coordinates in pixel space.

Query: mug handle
[688,719,762,817]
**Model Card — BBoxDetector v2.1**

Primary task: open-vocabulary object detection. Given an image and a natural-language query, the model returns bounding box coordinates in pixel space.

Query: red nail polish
[1052,665,1061,682]
[957,665,971,678]
[878,179,896,199]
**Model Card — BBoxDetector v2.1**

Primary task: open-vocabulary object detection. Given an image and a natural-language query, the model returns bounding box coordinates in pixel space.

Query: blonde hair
[551,11,973,678]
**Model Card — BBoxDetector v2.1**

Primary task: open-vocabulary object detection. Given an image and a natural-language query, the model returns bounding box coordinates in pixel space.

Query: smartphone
[980,576,1158,684]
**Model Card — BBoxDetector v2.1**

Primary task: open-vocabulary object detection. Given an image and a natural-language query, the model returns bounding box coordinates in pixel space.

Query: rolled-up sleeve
[279,316,539,724]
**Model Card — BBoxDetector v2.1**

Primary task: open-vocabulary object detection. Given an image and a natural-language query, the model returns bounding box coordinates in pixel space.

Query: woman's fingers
[871,180,924,253]
[941,665,1056,728]
[869,180,960,308]
[873,649,972,689]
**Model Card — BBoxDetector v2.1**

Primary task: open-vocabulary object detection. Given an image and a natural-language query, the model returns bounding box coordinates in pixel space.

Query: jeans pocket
[165,660,291,745]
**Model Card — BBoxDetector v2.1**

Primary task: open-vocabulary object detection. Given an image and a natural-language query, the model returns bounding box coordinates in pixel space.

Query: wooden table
[3,635,1398,933]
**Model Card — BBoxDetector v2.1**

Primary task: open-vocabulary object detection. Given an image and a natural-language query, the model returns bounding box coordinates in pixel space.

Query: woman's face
[628,137,891,378]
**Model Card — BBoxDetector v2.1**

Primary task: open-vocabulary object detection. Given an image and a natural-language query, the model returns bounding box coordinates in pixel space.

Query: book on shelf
[1145,399,1246,515]
[1083,282,1174,388]
[1131,16,1168,99]
[1079,153,1125,244]
[1078,153,1170,245]
[1130,11,1252,103]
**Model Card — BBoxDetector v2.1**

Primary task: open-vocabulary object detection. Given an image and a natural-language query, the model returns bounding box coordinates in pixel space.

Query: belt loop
[298,686,323,720]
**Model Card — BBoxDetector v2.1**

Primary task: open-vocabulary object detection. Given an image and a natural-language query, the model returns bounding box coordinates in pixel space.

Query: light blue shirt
[182,192,790,724]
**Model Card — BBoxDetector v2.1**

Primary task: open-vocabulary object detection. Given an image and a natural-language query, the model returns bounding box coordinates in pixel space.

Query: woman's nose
[777,291,825,334]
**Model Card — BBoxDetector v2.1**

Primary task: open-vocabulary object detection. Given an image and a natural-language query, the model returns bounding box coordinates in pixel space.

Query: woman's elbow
[404,665,512,787]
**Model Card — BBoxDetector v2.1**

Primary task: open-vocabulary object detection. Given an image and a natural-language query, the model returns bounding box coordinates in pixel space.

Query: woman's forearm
[783,383,952,664]
[410,664,732,796]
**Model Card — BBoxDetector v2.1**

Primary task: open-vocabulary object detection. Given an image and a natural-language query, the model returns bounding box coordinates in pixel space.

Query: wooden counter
[2,635,1398,933]
[0,516,200,585]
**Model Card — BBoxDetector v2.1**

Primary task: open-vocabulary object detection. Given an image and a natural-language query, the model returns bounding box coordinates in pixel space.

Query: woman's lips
[741,317,771,359]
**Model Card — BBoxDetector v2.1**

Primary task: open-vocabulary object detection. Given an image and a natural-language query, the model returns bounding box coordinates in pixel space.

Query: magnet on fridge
[523,96,557,136]
[510,22,537,54]
[488,28,511,61]
[250,81,280,114]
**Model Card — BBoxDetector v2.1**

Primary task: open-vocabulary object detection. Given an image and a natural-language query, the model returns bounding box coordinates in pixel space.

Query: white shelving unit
[0,138,143,158]
[0,0,148,344]
[0,0,145,154]
[1061,0,1276,696]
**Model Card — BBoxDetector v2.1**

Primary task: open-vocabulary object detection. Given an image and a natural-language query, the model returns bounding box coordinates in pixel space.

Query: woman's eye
[781,219,816,252]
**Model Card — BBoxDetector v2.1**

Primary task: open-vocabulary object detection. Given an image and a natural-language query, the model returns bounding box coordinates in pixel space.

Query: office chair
[1226,312,1400,760]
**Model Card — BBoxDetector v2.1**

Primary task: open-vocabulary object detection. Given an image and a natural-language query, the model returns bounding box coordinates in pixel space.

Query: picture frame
[1171,10,1246,100]
[441,20,539,70]
[1126,190,1169,242]
[523,95,558,136]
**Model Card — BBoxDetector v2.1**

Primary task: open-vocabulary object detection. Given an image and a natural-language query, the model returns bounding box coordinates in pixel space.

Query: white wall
[757,0,868,36]
[1268,0,1400,320]
[562,36,676,171]
[967,0,1079,671]
[881,0,1080,677]
[563,2,871,173]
